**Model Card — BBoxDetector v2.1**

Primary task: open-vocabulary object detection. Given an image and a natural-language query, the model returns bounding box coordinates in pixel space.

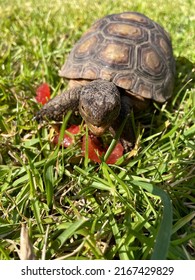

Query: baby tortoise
[35,12,175,151]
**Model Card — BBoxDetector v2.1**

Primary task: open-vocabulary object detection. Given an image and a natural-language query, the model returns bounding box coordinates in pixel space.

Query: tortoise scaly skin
[35,12,175,152]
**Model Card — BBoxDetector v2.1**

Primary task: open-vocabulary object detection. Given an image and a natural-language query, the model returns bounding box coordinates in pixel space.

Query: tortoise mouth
[79,103,111,135]
[86,122,108,136]
[80,107,111,136]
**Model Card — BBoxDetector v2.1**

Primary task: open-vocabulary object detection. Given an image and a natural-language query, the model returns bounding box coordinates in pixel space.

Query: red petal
[35,83,51,105]
[106,142,124,164]
[53,124,124,164]
[53,125,80,147]
[82,135,124,164]
[52,134,60,145]
[66,125,80,135]
[82,135,105,163]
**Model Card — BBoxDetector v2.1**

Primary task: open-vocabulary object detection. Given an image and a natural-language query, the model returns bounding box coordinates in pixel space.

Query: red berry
[35,83,51,105]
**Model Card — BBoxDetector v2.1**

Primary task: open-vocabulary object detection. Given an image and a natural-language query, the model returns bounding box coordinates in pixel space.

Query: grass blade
[53,217,88,248]
[103,113,129,162]
[131,180,172,260]
[107,206,129,260]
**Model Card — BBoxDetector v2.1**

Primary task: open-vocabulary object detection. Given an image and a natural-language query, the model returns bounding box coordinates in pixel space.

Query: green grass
[0,0,195,260]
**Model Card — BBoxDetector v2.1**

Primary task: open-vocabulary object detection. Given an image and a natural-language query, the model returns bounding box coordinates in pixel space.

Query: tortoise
[35,11,175,151]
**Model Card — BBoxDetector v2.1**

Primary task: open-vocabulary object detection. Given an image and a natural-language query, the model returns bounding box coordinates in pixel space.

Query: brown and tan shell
[59,12,175,103]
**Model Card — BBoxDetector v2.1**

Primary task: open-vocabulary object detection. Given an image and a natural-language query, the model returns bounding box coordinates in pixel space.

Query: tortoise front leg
[35,86,81,122]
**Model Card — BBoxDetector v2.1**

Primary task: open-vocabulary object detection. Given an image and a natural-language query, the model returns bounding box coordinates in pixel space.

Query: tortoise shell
[59,12,175,103]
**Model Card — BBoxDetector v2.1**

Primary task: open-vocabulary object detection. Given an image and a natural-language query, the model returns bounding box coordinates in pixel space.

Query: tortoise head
[79,80,121,136]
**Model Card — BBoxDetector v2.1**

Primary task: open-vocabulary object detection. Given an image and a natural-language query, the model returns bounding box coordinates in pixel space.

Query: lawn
[0,0,194,260]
